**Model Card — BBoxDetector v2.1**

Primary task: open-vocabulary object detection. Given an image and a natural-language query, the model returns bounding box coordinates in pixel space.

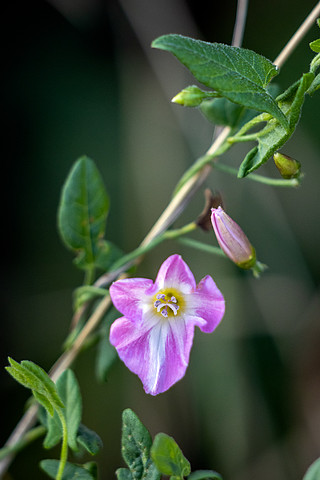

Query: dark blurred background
[2,1,320,479]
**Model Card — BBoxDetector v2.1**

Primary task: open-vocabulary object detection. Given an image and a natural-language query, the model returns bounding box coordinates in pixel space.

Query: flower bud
[273,152,301,179]
[211,206,256,269]
[172,85,217,107]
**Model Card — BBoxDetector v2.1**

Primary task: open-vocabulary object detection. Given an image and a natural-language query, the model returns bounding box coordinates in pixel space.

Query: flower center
[154,291,180,318]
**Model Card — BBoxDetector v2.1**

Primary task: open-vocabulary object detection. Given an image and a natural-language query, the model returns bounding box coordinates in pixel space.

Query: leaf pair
[6,359,102,480]
[152,34,288,130]
[117,409,222,480]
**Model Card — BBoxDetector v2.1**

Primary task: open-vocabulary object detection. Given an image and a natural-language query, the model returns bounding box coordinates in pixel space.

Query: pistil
[154,293,180,318]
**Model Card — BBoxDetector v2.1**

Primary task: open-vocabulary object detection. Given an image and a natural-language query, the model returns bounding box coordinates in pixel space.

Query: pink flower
[109,254,225,395]
[211,206,256,269]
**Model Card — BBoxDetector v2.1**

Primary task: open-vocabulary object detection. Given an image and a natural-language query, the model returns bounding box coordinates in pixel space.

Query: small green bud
[273,152,301,179]
[172,85,218,107]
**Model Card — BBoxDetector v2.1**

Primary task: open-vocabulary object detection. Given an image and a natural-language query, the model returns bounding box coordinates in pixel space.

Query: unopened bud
[273,152,301,179]
[172,85,218,107]
[211,206,256,269]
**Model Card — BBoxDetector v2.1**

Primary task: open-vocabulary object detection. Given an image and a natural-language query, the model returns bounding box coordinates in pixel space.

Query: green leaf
[40,459,95,479]
[236,72,314,177]
[121,409,161,480]
[57,369,82,451]
[188,470,223,480]
[44,369,82,451]
[77,424,103,455]
[94,239,124,272]
[310,39,320,53]
[307,73,320,95]
[58,156,110,270]
[200,97,246,127]
[82,462,98,479]
[116,468,133,480]
[151,433,191,478]
[95,309,119,383]
[5,358,64,416]
[302,457,320,480]
[42,406,63,449]
[152,34,288,128]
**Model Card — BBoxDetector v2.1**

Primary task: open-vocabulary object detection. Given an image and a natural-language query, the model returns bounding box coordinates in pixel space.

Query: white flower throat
[154,293,180,318]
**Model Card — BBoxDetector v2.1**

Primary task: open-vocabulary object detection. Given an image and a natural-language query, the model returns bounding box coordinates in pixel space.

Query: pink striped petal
[154,254,196,293]
[109,278,153,324]
[186,275,225,333]
[109,315,194,395]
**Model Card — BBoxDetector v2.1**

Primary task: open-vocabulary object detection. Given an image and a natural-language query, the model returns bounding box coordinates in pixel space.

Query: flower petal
[109,278,153,323]
[109,314,195,395]
[154,254,196,293]
[186,275,225,333]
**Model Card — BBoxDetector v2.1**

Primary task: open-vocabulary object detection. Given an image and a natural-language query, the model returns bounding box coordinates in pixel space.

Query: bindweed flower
[109,254,225,395]
[211,206,256,270]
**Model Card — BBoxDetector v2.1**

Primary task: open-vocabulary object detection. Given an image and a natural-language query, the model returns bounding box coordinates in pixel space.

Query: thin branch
[274,1,320,68]
[232,0,249,47]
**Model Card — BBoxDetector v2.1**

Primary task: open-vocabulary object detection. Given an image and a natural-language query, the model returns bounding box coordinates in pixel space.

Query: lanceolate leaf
[236,72,314,177]
[307,73,320,95]
[116,468,133,480]
[44,369,82,451]
[152,34,288,128]
[121,409,161,480]
[58,156,110,270]
[151,433,191,478]
[5,358,64,417]
[40,459,95,480]
[56,370,82,451]
[77,424,103,455]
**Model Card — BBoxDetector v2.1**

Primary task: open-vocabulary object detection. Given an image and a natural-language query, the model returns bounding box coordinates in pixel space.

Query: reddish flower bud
[211,206,256,269]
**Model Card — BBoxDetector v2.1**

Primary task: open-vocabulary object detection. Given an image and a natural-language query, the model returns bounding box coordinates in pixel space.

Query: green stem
[56,409,68,480]
[84,267,95,286]
[109,222,197,272]
[0,426,46,460]
[177,237,226,257]
[214,162,300,186]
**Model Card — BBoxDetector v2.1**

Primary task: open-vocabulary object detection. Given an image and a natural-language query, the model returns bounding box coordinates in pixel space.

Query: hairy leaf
[6,358,64,417]
[307,73,320,95]
[121,409,160,480]
[116,468,133,480]
[77,424,103,455]
[44,369,82,451]
[151,433,190,478]
[40,459,95,479]
[58,156,110,270]
[152,34,288,128]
